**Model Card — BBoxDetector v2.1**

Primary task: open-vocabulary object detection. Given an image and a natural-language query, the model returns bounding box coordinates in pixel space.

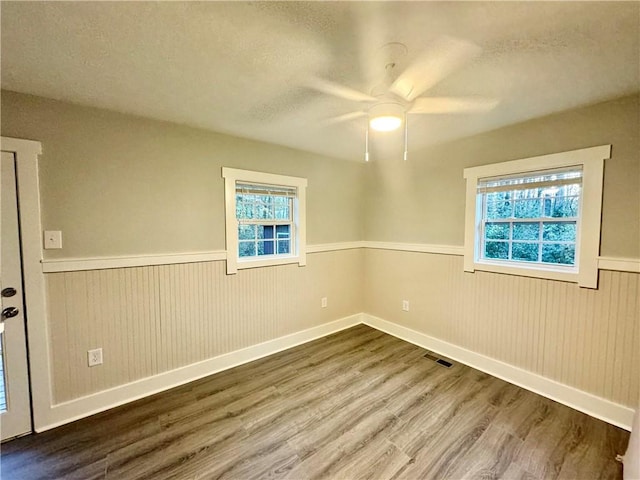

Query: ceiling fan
[309,36,498,161]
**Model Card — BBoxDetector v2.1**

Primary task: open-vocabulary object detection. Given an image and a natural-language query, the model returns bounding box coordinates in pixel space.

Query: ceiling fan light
[368,101,405,132]
[370,115,402,132]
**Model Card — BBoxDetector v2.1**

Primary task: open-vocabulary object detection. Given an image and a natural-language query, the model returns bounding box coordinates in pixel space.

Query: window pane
[512,243,539,262]
[277,240,290,254]
[254,196,275,219]
[486,200,513,219]
[485,223,509,240]
[276,224,290,238]
[259,240,274,256]
[258,225,274,240]
[238,224,256,240]
[239,241,256,257]
[512,188,540,201]
[485,241,508,259]
[513,222,539,241]
[543,222,576,242]
[274,197,290,220]
[544,196,579,218]
[542,244,575,265]
[514,199,541,218]
[558,183,581,197]
[236,195,254,219]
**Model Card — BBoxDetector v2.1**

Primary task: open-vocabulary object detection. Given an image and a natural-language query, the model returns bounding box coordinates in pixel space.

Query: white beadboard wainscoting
[36,243,638,431]
[38,248,364,431]
[43,313,364,432]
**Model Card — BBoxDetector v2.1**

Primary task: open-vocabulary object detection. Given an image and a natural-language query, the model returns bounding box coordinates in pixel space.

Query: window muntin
[478,167,582,268]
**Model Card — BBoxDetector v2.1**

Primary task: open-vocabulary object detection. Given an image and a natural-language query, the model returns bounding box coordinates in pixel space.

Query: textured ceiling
[2,1,639,162]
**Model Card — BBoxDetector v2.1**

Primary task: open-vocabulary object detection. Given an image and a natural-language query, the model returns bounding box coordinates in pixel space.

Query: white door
[0,151,32,441]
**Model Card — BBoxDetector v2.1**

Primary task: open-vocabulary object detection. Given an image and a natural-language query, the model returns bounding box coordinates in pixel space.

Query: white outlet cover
[44,230,63,249]
[321,297,328,308]
[88,348,103,367]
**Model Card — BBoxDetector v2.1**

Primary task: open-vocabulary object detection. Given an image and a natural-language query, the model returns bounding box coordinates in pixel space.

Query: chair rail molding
[40,243,638,273]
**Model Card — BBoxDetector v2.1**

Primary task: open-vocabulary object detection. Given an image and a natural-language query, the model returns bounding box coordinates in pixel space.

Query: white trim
[472,260,578,283]
[1,137,49,434]
[363,241,464,256]
[307,241,365,253]
[222,167,307,275]
[598,256,640,273]
[579,155,606,287]
[39,244,639,274]
[463,145,612,179]
[35,313,362,432]
[40,243,363,273]
[463,145,611,288]
[41,251,227,273]
[362,314,634,431]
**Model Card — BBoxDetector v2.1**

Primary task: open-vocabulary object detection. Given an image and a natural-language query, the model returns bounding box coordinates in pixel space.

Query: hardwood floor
[0,325,630,479]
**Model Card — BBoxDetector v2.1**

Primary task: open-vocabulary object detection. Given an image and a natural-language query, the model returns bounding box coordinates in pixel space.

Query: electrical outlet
[88,348,103,367]
[402,300,410,312]
[321,297,328,308]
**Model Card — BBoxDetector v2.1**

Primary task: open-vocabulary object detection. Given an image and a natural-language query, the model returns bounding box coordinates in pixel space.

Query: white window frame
[222,167,307,274]
[463,145,611,288]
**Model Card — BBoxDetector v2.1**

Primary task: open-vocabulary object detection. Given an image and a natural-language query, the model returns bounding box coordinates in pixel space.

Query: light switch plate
[44,230,62,249]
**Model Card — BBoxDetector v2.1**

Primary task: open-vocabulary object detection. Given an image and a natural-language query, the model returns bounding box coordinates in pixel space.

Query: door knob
[1,287,16,297]
[2,307,19,319]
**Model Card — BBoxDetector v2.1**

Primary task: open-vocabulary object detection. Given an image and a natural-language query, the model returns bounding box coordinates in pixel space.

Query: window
[222,168,307,274]
[480,167,581,266]
[463,145,611,288]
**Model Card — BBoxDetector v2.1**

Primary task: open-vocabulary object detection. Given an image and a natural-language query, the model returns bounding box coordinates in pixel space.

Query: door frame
[0,137,49,432]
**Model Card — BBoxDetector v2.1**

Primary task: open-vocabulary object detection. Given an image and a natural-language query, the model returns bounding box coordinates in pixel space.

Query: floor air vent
[423,351,454,368]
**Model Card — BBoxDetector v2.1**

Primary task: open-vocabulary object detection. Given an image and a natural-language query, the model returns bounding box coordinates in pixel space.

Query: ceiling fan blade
[307,77,377,103]
[320,111,367,126]
[390,36,481,102]
[408,97,499,114]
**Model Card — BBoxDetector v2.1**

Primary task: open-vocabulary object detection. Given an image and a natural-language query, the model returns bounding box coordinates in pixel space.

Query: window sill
[471,260,578,283]
[232,254,304,272]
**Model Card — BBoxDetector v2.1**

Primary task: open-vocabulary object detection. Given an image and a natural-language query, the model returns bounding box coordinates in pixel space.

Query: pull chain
[365,121,370,162]
[403,113,408,161]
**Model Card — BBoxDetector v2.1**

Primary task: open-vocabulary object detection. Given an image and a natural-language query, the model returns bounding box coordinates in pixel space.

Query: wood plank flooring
[0,325,630,479]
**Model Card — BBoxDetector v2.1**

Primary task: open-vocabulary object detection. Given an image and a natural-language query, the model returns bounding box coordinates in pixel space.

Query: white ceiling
[2,1,639,162]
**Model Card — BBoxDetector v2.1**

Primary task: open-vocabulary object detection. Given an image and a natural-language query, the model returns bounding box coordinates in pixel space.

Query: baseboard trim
[362,314,634,431]
[36,313,363,432]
